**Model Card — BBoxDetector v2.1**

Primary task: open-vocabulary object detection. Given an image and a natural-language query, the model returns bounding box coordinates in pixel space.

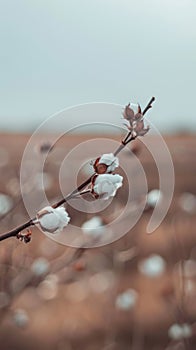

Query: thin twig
[0,219,35,242]
[52,175,93,208]
[142,96,155,115]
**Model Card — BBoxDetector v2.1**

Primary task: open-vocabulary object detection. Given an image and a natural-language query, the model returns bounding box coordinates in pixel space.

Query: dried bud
[34,206,70,234]
[93,153,119,174]
[123,103,149,137]
[91,174,123,200]
[123,103,142,122]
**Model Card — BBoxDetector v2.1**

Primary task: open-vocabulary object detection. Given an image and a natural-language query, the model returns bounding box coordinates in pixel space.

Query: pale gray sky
[0,0,195,132]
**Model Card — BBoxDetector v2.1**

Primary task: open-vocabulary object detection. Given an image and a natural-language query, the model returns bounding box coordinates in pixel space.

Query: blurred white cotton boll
[12,309,29,328]
[138,255,166,277]
[0,193,13,216]
[34,206,70,234]
[182,324,192,338]
[81,216,105,237]
[146,189,163,208]
[168,323,192,340]
[179,192,196,213]
[115,289,138,310]
[168,324,184,340]
[31,257,50,276]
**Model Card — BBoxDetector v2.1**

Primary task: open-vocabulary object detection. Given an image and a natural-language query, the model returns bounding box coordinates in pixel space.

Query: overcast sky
[0,0,195,133]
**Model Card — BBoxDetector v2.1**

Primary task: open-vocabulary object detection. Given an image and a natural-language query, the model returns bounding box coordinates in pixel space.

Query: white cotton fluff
[93,174,123,200]
[81,216,105,237]
[34,206,70,234]
[12,309,29,328]
[115,289,138,310]
[138,254,166,278]
[168,323,192,340]
[146,189,163,208]
[98,153,119,173]
[31,257,50,276]
[179,192,196,213]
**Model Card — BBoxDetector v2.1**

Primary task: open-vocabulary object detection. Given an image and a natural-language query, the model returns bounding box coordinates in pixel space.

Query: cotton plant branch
[0,97,155,243]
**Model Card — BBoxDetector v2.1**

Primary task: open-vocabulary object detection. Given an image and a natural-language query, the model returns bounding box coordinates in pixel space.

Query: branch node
[16,229,32,244]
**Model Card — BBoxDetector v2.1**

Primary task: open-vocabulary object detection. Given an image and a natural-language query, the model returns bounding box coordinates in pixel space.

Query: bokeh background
[0,1,196,349]
[0,0,196,132]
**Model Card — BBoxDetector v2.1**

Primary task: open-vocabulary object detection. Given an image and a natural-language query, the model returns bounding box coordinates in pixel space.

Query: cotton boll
[94,153,119,174]
[146,189,163,208]
[37,212,60,232]
[179,192,196,213]
[0,193,13,216]
[34,206,70,234]
[81,216,105,237]
[168,324,184,340]
[115,289,138,310]
[182,324,192,338]
[138,254,166,278]
[12,309,29,328]
[168,323,192,340]
[92,174,123,200]
[31,257,50,276]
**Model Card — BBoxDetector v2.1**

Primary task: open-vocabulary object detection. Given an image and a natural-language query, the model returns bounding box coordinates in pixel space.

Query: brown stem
[142,96,155,115]
[0,179,93,242]
[113,143,125,157]
[52,174,94,208]
[0,219,35,242]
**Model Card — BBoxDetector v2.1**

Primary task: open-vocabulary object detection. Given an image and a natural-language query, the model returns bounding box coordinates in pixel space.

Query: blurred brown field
[0,133,196,350]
